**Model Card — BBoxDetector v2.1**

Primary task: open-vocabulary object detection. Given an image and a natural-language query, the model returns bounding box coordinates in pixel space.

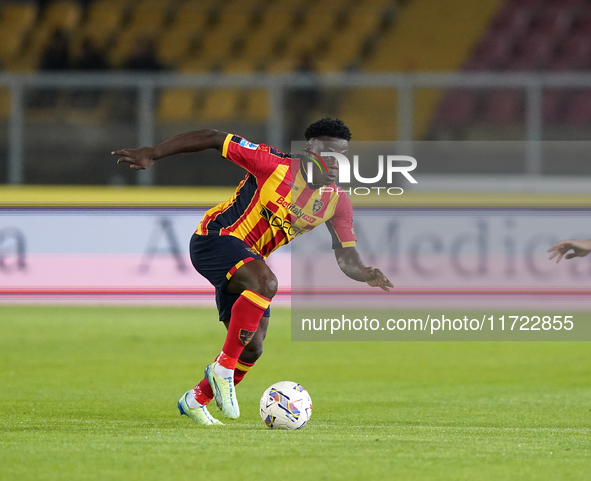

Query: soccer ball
[259,381,312,430]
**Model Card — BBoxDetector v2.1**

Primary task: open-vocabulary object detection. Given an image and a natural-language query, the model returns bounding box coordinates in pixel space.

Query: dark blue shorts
[189,233,271,321]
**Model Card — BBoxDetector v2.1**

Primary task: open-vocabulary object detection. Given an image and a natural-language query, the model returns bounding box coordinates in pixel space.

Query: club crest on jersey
[239,138,259,150]
[313,199,324,214]
[239,329,256,346]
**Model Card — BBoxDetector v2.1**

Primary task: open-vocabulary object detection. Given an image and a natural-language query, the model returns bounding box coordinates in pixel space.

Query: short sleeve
[325,193,357,249]
[222,134,287,178]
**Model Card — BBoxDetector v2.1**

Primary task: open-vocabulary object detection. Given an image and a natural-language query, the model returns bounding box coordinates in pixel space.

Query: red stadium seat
[506,32,556,70]
[480,90,524,124]
[547,32,591,70]
[546,0,586,8]
[573,7,591,32]
[507,0,548,8]
[530,6,573,38]
[542,90,565,123]
[492,6,533,38]
[562,90,591,124]
[433,90,478,127]
[464,33,514,71]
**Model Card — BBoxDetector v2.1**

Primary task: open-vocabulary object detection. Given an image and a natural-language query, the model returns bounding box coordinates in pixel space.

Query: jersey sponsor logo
[260,205,305,237]
[313,199,324,214]
[239,138,259,150]
[276,196,316,224]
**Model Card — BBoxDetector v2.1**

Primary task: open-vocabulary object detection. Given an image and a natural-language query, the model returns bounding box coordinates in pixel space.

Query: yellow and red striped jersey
[196,134,356,258]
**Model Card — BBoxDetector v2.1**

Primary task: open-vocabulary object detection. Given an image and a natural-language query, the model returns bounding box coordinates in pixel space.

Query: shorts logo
[239,139,259,150]
[313,200,324,214]
[239,329,256,346]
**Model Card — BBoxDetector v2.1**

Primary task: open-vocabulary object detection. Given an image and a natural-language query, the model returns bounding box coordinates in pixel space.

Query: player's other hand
[361,267,394,292]
[112,146,155,170]
[548,239,591,263]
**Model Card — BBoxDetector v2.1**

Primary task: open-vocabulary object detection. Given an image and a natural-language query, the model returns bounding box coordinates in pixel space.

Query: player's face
[305,136,348,185]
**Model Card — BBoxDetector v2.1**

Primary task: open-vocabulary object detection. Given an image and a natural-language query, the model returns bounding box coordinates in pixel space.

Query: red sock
[220,289,270,364]
[234,360,255,386]
[193,378,214,405]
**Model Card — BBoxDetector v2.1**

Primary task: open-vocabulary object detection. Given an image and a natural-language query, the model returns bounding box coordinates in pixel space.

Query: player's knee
[256,273,278,299]
[242,340,263,362]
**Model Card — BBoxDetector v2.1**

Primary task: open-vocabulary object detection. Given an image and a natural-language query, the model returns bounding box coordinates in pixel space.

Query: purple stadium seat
[542,90,565,123]
[546,0,586,8]
[492,6,533,38]
[574,7,591,32]
[465,33,514,70]
[507,0,547,8]
[563,91,591,124]
[506,32,556,70]
[480,90,524,124]
[530,7,573,37]
[547,32,591,70]
[434,90,478,127]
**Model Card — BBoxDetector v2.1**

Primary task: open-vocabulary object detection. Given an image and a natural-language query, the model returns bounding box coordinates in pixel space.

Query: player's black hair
[304,117,352,141]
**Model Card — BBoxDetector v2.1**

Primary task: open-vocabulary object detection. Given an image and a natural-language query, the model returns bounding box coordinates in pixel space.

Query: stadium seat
[530,6,573,38]
[157,29,196,66]
[0,2,38,33]
[546,0,585,7]
[490,6,533,40]
[464,33,513,71]
[43,0,83,31]
[339,89,397,140]
[171,0,211,30]
[547,32,591,70]
[0,89,10,120]
[282,28,326,59]
[316,28,369,71]
[542,90,565,123]
[199,89,240,121]
[433,90,479,127]
[479,90,524,124]
[350,10,385,36]
[506,32,556,70]
[573,6,591,32]
[80,0,125,48]
[197,28,241,62]
[265,57,298,74]
[562,90,591,124]
[256,10,296,36]
[0,30,23,64]
[127,2,169,32]
[240,30,281,64]
[222,58,261,74]
[178,57,216,73]
[243,89,269,123]
[158,89,197,122]
[507,0,547,8]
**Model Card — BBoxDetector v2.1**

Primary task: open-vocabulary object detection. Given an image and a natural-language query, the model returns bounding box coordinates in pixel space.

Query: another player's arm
[334,247,393,292]
[548,239,591,263]
[112,129,227,170]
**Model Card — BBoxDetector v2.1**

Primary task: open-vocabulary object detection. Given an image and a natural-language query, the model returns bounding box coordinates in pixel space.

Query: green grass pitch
[1,305,590,481]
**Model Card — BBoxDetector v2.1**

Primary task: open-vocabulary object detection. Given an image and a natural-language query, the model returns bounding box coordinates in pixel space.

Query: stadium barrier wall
[1,185,590,303]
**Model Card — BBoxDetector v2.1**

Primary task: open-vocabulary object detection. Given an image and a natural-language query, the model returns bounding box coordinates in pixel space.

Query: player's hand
[112,146,155,170]
[361,267,394,292]
[548,239,591,263]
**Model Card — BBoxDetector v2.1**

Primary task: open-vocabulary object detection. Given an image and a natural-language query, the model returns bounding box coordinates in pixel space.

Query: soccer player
[548,239,591,263]
[112,118,393,425]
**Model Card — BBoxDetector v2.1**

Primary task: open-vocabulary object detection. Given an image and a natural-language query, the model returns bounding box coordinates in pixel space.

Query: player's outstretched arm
[334,247,393,292]
[548,239,591,263]
[112,129,228,170]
